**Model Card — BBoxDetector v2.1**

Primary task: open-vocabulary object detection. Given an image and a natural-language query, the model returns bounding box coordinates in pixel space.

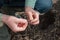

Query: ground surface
[0,0,60,40]
[11,0,60,40]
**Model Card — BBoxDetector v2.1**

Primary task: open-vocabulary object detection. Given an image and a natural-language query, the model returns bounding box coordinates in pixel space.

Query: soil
[1,0,60,40]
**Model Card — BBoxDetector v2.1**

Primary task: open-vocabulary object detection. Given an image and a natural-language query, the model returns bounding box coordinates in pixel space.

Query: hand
[2,14,28,32]
[25,7,40,25]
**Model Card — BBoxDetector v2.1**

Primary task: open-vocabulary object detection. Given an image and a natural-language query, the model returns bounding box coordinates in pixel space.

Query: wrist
[2,14,10,23]
[25,6,33,12]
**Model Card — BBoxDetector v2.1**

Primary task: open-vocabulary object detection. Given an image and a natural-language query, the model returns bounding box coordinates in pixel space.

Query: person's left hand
[25,7,40,25]
[2,14,28,32]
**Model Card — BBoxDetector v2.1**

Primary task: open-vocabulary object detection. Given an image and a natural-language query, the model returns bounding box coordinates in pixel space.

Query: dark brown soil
[1,0,60,40]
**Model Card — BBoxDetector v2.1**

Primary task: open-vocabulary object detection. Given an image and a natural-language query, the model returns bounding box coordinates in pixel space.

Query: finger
[7,21,25,32]
[17,19,28,31]
[10,23,26,32]
[31,20,39,25]
[30,20,39,23]
[17,22,28,31]
[18,20,28,28]
[23,21,28,29]
[27,12,33,20]
[10,23,20,32]
[31,11,39,23]
[29,13,39,24]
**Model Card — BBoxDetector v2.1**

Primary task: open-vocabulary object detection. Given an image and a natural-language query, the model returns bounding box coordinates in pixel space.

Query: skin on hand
[2,14,28,32]
[25,7,40,25]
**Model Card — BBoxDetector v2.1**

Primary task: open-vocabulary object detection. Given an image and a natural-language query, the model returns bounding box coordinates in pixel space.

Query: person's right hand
[2,14,28,32]
[25,7,40,25]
